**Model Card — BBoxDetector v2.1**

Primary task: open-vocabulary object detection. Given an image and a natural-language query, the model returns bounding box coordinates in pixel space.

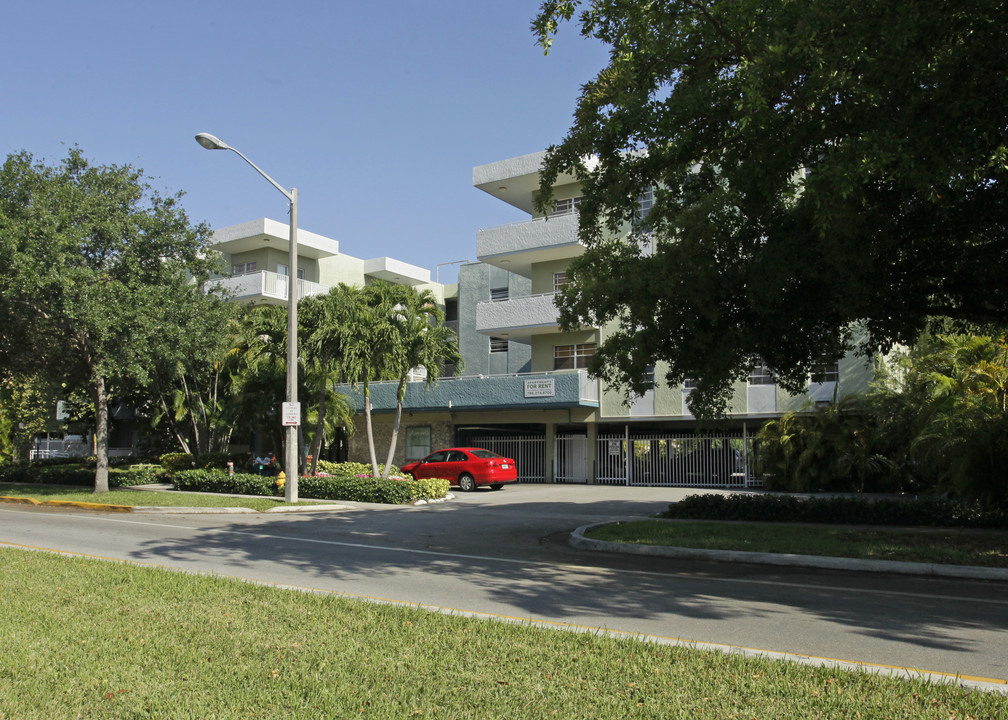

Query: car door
[416,450,449,480]
[445,450,470,481]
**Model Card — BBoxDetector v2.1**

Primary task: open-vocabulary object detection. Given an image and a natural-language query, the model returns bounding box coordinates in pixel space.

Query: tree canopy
[0,148,223,490]
[533,0,1008,416]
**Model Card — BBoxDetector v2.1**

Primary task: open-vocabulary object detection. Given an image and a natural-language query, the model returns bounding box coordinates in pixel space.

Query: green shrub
[111,464,167,486]
[299,475,449,504]
[172,469,276,496]
[316,460,402,478]
[661,493,1008,529]
[0,463,95,486]
[160,453,195,474]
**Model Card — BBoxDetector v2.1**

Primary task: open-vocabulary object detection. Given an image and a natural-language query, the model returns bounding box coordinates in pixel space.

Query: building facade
[339,151,874,486]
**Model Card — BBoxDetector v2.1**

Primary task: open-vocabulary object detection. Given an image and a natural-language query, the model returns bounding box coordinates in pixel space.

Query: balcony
[336,369,599,414]
[212,270,328,305]
[476,213,583,277]
[475,292,561,342]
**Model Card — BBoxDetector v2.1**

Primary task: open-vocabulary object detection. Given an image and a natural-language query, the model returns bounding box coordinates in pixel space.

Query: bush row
[0,463,167,488]
[315,460,403,478]
[159,452,247,474]
[661,493,1008,529]
[171,469,449,504]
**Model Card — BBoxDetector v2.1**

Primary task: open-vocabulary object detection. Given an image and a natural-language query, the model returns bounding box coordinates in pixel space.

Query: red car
[401,447,517,491]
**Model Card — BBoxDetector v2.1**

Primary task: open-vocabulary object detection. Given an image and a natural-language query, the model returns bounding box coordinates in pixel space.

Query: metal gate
[597,432,758,488]
[469,434,545,483]
[555,434,588,483]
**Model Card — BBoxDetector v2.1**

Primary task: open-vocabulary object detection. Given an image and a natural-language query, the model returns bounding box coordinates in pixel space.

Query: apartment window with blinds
[490,337,508,353]
[551,196,582,216]
[554,343,595,370]
[811,362,839,383]
[642,365,655,389]
[553,272,568,293]
[683,378,698,390]
[490,287,509,302]
[749,363,775,385]
[232,261,257,276]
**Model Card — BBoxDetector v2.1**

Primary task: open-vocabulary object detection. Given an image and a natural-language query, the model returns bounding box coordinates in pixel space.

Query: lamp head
[195,132,229,151]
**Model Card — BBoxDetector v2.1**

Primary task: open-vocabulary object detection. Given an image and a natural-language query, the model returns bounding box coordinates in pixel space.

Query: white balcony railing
[212,270,327,303]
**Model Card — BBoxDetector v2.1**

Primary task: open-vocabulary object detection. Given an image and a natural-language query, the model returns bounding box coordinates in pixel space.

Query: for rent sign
[524,378,555,398]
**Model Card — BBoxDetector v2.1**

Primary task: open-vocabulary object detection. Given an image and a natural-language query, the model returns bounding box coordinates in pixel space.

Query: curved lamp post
[195,133,300,502]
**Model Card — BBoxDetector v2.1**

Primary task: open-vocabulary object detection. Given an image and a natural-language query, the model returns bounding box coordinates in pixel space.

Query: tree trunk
[382,378,407,478]
[94,375,110,493]
[364,383,379,478]
[309,385,326,476]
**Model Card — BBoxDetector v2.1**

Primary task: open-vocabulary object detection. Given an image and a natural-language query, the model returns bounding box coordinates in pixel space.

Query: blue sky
[2,1,607,282]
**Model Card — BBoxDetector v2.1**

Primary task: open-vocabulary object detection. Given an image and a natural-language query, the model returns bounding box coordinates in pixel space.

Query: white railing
[214,271,327,302]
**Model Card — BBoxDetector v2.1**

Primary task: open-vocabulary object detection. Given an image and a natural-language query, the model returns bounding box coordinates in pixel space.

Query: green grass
[0,548,1004,719]
[585,520,1008,567]
[0,484,318,512]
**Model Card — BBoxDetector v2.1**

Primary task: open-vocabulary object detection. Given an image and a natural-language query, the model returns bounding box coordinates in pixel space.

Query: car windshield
[469,449,502,459]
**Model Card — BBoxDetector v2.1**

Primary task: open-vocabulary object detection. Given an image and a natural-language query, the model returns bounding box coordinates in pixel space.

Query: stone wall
[347,416,454,469]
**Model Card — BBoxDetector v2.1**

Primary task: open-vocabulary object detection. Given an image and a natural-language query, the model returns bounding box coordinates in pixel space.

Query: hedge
[169,469,449,504]
[172,470,277,496]
[661,493,1008,529]
[0,462,165,488]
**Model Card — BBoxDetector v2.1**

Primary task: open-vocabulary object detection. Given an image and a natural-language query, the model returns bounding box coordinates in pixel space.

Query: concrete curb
[569,521,1008,581]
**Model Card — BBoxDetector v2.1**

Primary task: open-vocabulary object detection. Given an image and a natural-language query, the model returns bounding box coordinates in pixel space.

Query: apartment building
[343,151,874,486]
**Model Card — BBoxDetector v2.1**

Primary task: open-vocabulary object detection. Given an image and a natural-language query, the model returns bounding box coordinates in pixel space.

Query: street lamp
[195,132,300,502]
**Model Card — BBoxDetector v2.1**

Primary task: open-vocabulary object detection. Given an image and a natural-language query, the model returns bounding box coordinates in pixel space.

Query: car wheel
[490,483,503,491]
[458,473,477,492]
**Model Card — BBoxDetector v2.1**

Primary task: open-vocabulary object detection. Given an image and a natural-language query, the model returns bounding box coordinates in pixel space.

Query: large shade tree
[533,0,1008,417]
[0,148,222,491]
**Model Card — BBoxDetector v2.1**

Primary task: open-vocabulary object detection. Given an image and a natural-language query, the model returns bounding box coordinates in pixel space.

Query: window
[405,426,431,461]
[490,287,509,302]
[551,196,582,217]
[811,362,839,384]
[277,264,304,279]
[554,343,595,370]
[637,186,654,221]
[642,365,655,389]
[553,272,568,293]
[490,337,508,353]
[683,378,698,390]
[232,261,257,276]
[407,366,428,382]
[749,363,775,385]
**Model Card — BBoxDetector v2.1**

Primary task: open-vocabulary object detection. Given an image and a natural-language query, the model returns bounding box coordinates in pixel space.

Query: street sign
[281,402,301,427]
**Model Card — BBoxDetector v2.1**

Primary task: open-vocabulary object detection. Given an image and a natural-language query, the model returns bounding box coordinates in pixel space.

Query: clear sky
[1,1,607,283]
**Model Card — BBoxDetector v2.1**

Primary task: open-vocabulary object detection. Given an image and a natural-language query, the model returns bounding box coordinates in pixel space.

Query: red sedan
[401,447,517,491]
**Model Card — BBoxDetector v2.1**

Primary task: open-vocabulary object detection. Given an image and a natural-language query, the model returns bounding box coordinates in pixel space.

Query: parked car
[401,447,517,491]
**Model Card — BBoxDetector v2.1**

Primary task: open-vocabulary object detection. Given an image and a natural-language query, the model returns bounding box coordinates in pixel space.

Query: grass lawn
[585,520,1008,568]
[1,547,1004,719]
[0,484,318,513]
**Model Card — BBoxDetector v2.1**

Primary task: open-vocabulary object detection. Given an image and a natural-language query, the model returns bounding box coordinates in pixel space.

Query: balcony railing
[475,292,561,337]
[336,369,599,413]
[212,270,328,303]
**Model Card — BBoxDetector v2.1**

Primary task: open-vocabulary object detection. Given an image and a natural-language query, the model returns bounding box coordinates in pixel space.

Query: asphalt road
[2,484,1007,690]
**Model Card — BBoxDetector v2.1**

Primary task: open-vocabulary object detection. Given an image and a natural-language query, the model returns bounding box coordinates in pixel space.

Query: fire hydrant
[276,471,286,496]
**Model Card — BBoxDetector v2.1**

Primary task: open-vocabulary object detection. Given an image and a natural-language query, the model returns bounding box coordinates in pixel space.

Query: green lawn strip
[585,520,1008,568]
[0,484,309,512]
[1,548,1002,719]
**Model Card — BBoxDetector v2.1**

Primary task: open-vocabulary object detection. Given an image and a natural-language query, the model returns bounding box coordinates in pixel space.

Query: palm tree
[378,285,463,478]
[300,285,363,475]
